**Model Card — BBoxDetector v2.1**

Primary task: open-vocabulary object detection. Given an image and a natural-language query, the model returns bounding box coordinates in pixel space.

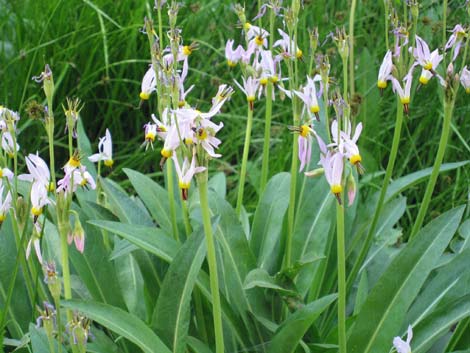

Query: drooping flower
[288,124,316,172]
[195,119,224,158]
[274,29,303,60]
[139,66,157,100]
[294,76,321,120]
[445,24,466,62]
[20,153,53,191]
[320,150,344,204]
[225,39,242,67]
[57,166,96,194]
[68,218,85,253]
[391,65,415,114]
[339,121,365,174]
[413,36,443,72]
[172,153,206,200]
[377,50,393,90]
[88,129,114,167]
[0,185,12,224]
[26,221,44,264]
[2,132,20,157]
[234,76,260,110]
[31,181,50,219]
[460,66,470,94]
[393,325,413,353]
[0,167,14,181]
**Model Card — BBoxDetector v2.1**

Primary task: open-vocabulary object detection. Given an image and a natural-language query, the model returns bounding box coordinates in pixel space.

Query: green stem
[47,120,56,186]
[197,172,224,353]
[346,99,403,291]
[286,127,298,269]
[0,222,28,334]
[236,103,254,216]
[260,82,273,193]
[410,100,453,239]
[336,200,346,353]
[348,0,357,98]
[181,199,192,237]
[54,297,62,353]
[443,0,448,47]
[166,159,180,242]
[384,1,389,49]
[342,56,349,104]
[58,222,73,323]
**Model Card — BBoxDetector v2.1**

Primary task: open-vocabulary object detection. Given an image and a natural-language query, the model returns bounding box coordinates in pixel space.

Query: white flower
[88,129,114,167]
[225,39,242,67]
[234,76,260,109]
[172,153,205,200]
[377,50,393,89]
[413,36,443,71]
[2,132,20,157]
[460,66,470,93]
[274,29,302,60]
[393,325,413,353]
[445,24,466,61]
[319,150,344,204]
[0,185,12,223]
[294,76,321,120]
[31,181,50,218]
[391,65,416,114]
[140,66,157,100]
[19,153,53,190]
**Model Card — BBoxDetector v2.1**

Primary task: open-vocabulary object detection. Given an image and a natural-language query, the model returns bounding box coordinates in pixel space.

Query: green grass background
[1,0,469,229]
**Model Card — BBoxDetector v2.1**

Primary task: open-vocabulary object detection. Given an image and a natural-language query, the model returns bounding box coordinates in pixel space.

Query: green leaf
[406,248,470,327]
[292,178,334,296]
[187,336,213,353]
[0,217,32,338]
[30,323,64,353]
[66,208,127,308]
[101,178,154,226]
[349,206,465,353]
[251,172,290,271]
[385,161,469,201]
[208,172,226,198]
[206,192,267,319]
[88,222,249,348]
[412,294,470,353]
[244,268,298,296]
[115,253,146,320]
[89,220,179,262]
[153,229,206,353]
[124,168,173,234]
[268,294,337,353]
[62,300,171,353]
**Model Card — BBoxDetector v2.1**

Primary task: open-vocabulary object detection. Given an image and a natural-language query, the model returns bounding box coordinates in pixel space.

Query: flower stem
[0,222,29,336]
[236,103,253,216]
[346,99,403,291]
[348,0,357,97]
[181,199,192,237]
[443,0,448,47]
[410,100,453,239]
[58,222,73,323]
[197,172,224,353]
[384,1,389,49]
[260,82,273,193]
[336,199,346,353]
[166,159,180,242]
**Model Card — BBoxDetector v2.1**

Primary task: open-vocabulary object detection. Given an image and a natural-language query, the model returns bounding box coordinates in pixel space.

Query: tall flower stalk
[197,170,224,353]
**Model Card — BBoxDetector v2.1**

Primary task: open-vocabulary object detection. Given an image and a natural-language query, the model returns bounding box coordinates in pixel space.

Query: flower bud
[304,167,324,178]
[410,0,419,20]
[44,261,62,301]
[347,172,357,206]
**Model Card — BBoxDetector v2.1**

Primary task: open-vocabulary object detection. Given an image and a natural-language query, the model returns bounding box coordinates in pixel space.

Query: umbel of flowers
[137,7,234,353]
